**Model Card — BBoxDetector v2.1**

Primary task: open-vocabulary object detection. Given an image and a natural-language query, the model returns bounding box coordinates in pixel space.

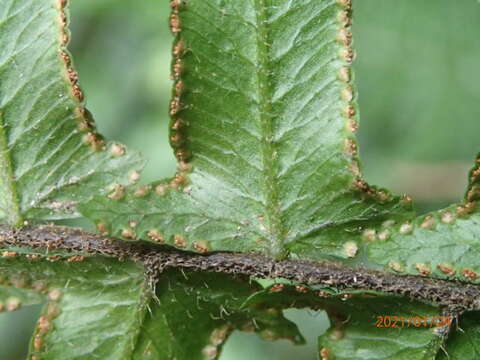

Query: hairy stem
[0,224,479,312]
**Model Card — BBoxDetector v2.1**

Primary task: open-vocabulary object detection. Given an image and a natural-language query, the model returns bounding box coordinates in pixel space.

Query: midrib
[0,112,22,226]
[254,0,285,257]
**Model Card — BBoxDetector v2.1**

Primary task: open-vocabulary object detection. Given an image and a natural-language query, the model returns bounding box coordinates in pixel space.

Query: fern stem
[1,224,479,313]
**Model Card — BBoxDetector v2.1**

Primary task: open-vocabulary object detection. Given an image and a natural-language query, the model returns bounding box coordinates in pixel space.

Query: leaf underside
[80,0,410,259]
[79,0,480,287]
[1,0,480,359]
[132,270,304,360]
[0,0,144,225]
[0,251,304,360]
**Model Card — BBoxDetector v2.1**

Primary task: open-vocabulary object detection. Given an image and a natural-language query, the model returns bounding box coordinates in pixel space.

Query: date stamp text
[375,315,453,328]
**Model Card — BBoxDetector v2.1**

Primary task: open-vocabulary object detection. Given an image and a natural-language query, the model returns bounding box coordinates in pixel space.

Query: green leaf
[0,248,303,359]
[240,283,449,359]
[133,270,303,360]
[321,158,480,285]
[0,0,144,225]
[80,0,410,257]
[3,0,479,357]
[0,252,150,359]
[28,260,149,360]
[71,0,480,288]
[365,205,480,284]
[318,295,445,360]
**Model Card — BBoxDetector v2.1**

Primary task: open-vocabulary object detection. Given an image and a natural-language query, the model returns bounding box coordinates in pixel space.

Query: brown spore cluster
[335,1,396,205]
[57,0,107,152]
[169,0,192,164]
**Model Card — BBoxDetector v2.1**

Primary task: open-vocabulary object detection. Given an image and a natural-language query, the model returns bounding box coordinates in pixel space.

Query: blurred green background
[2,0,480,358]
